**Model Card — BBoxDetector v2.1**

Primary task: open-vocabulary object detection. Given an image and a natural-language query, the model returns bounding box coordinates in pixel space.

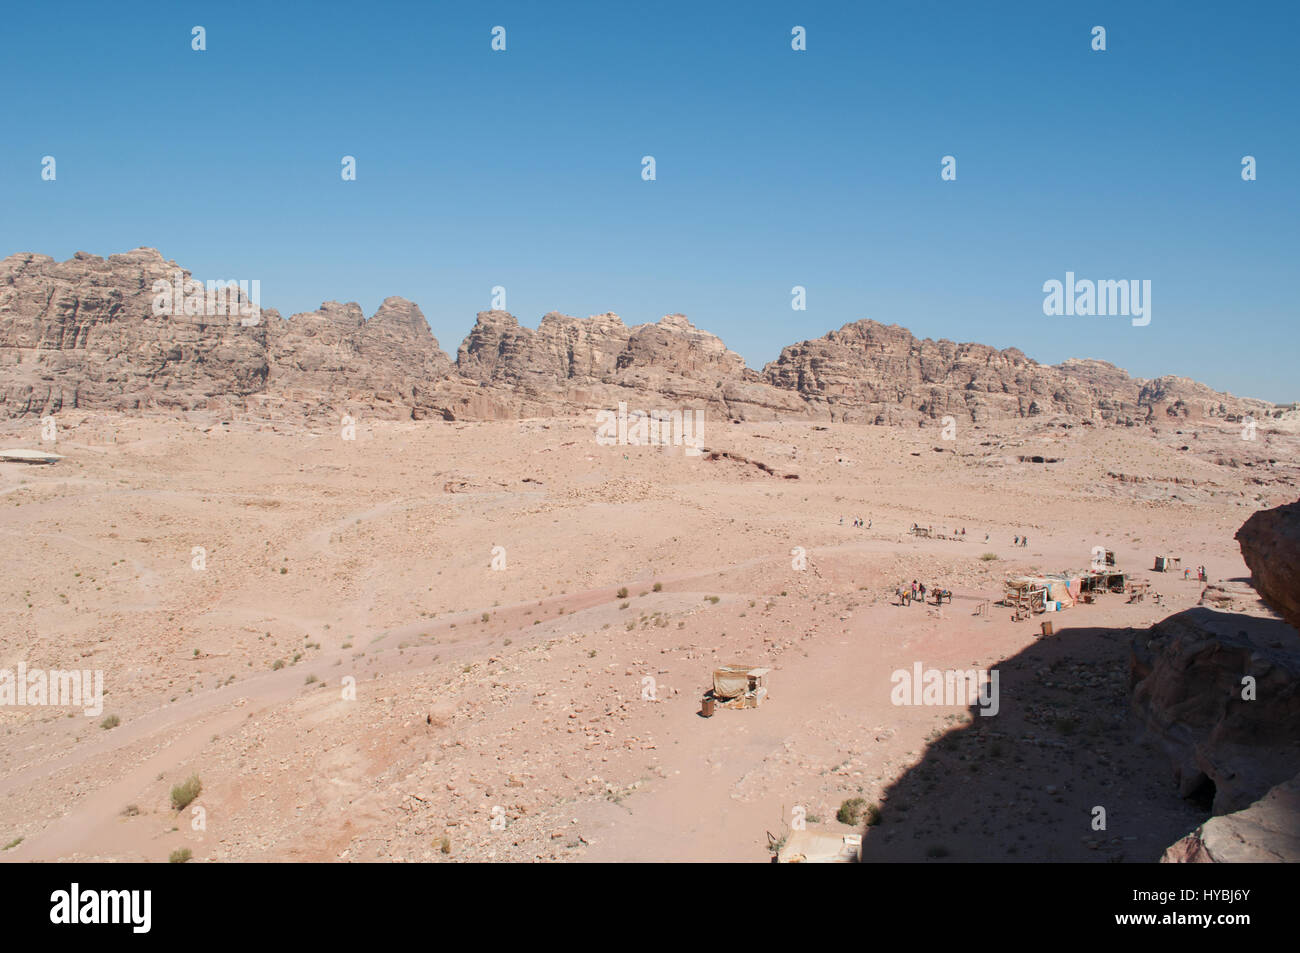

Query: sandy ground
[0,408,1296,862]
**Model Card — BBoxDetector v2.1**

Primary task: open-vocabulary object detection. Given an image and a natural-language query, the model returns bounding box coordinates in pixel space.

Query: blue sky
[2,1,1296,401]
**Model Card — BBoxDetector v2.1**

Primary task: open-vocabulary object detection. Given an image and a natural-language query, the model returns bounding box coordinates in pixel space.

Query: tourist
[1014,535,1020,546]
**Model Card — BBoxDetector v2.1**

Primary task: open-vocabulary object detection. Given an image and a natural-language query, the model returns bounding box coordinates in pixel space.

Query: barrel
[701,697,716,717]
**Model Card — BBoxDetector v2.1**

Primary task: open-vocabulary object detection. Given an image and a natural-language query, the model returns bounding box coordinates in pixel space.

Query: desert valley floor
[1,410,1296,862]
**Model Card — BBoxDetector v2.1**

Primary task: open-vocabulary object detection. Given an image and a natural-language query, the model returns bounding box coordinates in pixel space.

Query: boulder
[1236,499,1300,632]
[1162,771,1300,862]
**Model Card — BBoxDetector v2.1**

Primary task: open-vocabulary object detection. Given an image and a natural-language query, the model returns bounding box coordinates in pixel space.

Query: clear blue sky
[2,1,1296,401]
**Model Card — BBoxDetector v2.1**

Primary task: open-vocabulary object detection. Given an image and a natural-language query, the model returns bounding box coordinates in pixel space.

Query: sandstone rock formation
[1161,771,1300,862]
[0,249,268,416]
[1236,499,1300,632]
[759,320,1277,425]
[264,297,456,419]
[1130,603,1300,815]
[0,249,1283,423]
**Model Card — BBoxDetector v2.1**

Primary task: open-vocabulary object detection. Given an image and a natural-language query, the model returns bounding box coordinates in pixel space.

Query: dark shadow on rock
[856,619,1223,863]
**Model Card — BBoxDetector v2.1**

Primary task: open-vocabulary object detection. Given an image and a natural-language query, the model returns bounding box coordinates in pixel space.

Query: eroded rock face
[1130,605,1300,815]
[1,250,1281,424]
[1236,500,1300,632]
[454,310,804,420]
[265,296,455,418]
[759,320,1275,425]
[0,249,269,416]
[1162,771,1300,862]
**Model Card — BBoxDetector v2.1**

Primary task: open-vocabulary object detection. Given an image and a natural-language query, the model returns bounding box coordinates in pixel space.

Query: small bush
[652,582,662,592]
[2,837,22,851]
[304,674,318,685]
[705,595,720,604]
[616,587,628,599]
[100,714,120,730]
[169,848,192,864]
[864,804,882,826]
[170,774,202,811]
[980,552,998,561]
[271,659,285,670]
[837,797,869,826]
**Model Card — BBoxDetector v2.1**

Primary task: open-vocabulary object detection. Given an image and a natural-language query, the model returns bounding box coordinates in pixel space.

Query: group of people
[841,516,872,528]
[1184,565,1208,582]
[897,579,949,606]
[1013,535,1029,547]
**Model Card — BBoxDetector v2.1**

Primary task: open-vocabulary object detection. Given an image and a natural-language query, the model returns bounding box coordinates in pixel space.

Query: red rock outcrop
[1129,603,1300,815]
[1162,771,1300,862]
[1236,499,1300,632]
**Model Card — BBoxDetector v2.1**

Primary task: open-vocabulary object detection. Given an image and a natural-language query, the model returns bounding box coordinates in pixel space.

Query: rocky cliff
[1236,499,1300,632]
[1162,771,1300,862]
[759,320,1277,425]
[1133,500,1300,862]
[0,249,1282,423]
[0,249,269,416]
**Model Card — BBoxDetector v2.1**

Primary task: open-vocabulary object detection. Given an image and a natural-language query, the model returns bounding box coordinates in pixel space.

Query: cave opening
[1185,774,1217,813]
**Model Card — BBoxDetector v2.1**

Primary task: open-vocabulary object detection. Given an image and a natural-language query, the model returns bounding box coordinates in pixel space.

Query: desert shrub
[100,714,120,730]
[980,552,998,561]
[652,582,662,592]
[837,797,869,826]
[169,848,192,864]
[616,587,628,599]
[170,774,202,811]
